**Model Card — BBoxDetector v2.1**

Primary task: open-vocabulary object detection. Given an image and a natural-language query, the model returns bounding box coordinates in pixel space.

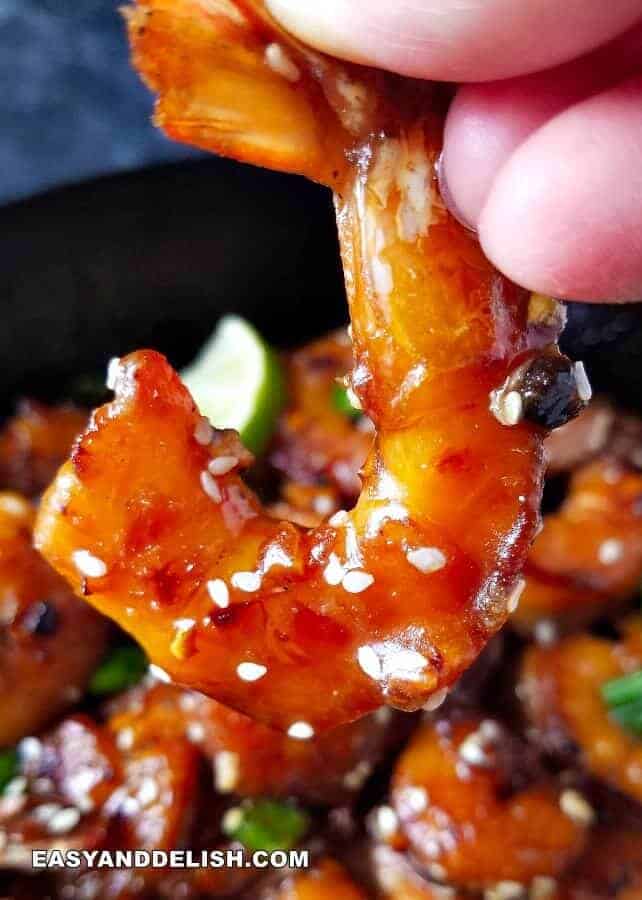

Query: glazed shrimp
[371,717,588,891]
[520,617,642,805]
[34,0,588,733]
[0,493,109,746]
[514,456,642,634]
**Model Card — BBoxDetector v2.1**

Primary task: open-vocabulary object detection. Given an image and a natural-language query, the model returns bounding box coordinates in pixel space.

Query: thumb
[265,0,642,82]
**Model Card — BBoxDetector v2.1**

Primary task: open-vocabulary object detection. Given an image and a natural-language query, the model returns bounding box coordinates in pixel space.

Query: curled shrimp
[34,0,588,733]
[514,408,642,634]
[370,716,587,891]
[0,493,109,746]
[520,616,642,805]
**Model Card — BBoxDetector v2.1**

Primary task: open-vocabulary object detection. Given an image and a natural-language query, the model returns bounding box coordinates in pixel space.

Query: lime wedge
[181,316,285,455]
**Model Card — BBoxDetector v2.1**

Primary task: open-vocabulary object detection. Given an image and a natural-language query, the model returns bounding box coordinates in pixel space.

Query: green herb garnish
[222,799,309,852]
[331,384,361,420]
[602,669,642,736]
[89,645,148,696]
[0,749,19,793]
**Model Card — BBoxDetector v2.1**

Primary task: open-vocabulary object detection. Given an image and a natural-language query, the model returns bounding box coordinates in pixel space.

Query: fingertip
[477,78,642,302]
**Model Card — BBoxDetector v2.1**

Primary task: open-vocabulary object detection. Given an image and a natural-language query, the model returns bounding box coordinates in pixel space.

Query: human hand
[266,0,642,302]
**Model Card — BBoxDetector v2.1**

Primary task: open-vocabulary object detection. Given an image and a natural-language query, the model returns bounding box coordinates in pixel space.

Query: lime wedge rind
[181,315,285,455]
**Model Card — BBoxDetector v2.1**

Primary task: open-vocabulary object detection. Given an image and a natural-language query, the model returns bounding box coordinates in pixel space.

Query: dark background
[0,0,197,203]
[1,0,641,414]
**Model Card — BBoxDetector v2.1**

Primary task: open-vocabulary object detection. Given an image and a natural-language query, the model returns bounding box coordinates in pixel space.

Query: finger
[265,0,642,82]
[478,75,642,302]
[442,21,642,226]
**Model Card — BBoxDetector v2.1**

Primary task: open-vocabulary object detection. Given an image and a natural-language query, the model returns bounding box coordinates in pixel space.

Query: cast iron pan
[0,157,641,412]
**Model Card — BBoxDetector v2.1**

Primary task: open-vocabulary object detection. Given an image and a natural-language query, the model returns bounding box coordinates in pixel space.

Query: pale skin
[266,0,642,302]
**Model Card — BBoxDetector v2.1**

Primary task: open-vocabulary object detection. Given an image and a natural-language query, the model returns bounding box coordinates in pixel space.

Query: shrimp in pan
[34,0,589,732]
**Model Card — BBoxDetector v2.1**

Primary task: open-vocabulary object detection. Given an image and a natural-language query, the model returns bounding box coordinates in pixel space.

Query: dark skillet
[0,158,640,413]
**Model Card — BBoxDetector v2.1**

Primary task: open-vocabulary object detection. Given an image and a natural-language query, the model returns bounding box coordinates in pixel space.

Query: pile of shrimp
[1,329,642,899]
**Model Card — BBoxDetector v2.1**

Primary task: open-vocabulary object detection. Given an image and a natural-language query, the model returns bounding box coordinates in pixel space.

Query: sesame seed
[149,664,172,683]
[72,549,107,579]
[32,803,62,825]
[170,618,197,660]
[507,577,526,613]
[4,777,26,797]
[358,645,382,681]
[287,721,315,740]
[313,494,335,516]
[116,728,134,751]
[47,807,81,835]
[208,456,238,476]
[343,761,372,790]
[264,42,301,82]
[18,737,42,765]
[423,687,448,711]
[479,719,501,741]
[236,662,267,682]
[106,357,122,391]
[490,387,524,427]
[200,470,222,503]
[598,538,623,565]
[459,733,491,768]
[406,546,446,574]
[222,807,243,834]
[323,553,345,586]
[530,877,557,900]
[373,805,398,841]
[214,751,240,793]
[484,882,525,900]
[534,619,557,646]
[328,510,349,527]
[427,863,447,882]
[574,361,592,403]
[559,789,595,826]
[186,722,205,743]
[207,579,229,608]
[374,706,392,726]
[398,785,428,814]
[194,416,213,446]
[342,569,374,593]
[136,777,159,808]
[231,571,262,593]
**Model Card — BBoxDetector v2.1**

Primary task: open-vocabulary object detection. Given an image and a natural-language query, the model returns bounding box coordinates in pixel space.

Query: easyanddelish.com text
[32,848,310,870]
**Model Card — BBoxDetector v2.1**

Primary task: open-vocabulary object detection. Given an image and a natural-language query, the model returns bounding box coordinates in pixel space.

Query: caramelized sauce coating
[0,713,199,874]
[107,678,401,805]
[34,0,580,733]
[520,618,642,804]
[384,718,587,889]
[0,402,86,498]
[269,331,370,507]
[272,859,366,900]
[514,458,642,632]
[557,829,642,899]
[0,494,109,746]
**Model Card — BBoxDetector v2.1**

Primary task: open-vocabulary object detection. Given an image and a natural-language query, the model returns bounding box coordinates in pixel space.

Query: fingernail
[436,151,477,233]
[265,0,349,57]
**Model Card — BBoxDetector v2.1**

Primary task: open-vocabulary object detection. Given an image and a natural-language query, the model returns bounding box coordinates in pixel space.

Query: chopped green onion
[602,669,642,737]
[89,645,148,696]
[222,799,309,852]
[0,749,19,793]
[602,670,642,708]
[331,384,361,420]
[611,699,642,735]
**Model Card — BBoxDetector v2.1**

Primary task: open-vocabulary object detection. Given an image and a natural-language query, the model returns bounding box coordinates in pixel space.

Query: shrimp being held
[34,0,588,732]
